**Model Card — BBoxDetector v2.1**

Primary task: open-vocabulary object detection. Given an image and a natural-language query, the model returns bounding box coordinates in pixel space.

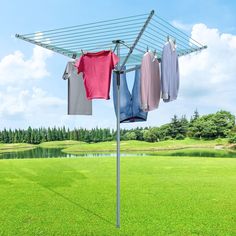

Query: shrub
[228,135,236,144]
[176,134,185,140]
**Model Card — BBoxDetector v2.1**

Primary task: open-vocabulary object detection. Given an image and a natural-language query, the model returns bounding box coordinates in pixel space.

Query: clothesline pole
[113,40,121,228]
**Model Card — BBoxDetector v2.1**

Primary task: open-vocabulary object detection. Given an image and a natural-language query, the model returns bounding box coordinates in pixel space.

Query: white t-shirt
[63,61,92,115]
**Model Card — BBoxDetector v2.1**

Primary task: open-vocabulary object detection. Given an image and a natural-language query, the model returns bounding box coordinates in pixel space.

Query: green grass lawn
[0,156,235,235]
[38,140,81,149]
[62,138,228,154]
[0,143,35,153]
[0,138,229,155]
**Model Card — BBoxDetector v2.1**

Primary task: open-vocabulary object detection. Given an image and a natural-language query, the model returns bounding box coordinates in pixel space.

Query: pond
[0,147,236,159]
[0,147,148,159]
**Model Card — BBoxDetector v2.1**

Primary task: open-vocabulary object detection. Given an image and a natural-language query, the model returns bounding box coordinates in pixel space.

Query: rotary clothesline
[15,11,206,66]
[15,10,207,229]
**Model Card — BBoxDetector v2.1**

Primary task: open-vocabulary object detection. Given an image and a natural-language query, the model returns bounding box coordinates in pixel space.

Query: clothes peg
[167,35,169,42]
[154,49,158,57]
[152,49,156,61]
[173,39,176,45]
[81,49,84,55]
[146,45,149,52]
[72,53,77,59]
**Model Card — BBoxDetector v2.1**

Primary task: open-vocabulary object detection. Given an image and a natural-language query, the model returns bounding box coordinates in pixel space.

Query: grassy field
[61,138,229,154]
[38,140,80,149]
[0,138,229,154]
[0,156,235,235]
[0,143,35,153]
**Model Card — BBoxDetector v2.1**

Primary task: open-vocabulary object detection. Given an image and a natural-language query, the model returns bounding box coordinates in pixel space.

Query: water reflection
[0,147,147,159]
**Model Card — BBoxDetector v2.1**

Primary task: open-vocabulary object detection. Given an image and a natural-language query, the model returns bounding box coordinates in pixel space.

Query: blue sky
[0,0,236,129]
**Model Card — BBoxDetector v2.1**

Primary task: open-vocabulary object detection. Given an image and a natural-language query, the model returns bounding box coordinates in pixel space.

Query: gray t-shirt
[63,61,92,115]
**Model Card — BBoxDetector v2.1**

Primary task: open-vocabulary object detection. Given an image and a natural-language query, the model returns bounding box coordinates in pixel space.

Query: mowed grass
[0,156,235,235]
[0,143,35,153]
[39,140,81,149]
[62,138,228,154]
[0,138,229,155]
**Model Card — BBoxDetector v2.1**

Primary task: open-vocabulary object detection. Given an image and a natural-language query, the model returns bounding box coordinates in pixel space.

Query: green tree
[2,129,9,143]
[213,110,235,138]
[190,109,200,123]
[168,115,188,139]
[188,111,235,139]
[124,131,137,140]
[26,127,32,143]
[143,129,157,142]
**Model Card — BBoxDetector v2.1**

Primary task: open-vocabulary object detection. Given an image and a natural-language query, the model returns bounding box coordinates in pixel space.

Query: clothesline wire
[145,24,195,50]
[23,16,148,37]
[153,14,203,47]
[16,11,206,66]
[68,42,131,52]
[139,37,163,51]
[61,38,136,50]
[61,38,133,50]
[51,36,137,49]
[31,22,146,42]
[34,27,142,45]
[46,32,138,47]
[152,16,203,47]
[31,21,201,58]
[29,19,199,54]
[147,23,197,50]
[152,17,192,44]
[137,41,163,52]
[141,33,191,53]
[141,34,173,50]
[148,23,193,48]
[121,41,146,54]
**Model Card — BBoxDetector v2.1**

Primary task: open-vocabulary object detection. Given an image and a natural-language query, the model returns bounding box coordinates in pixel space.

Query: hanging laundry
[62,61,92,115]
[140,51,161,112]
[75,50,119,100]
[113,66,148,123]
[161,39,179,102]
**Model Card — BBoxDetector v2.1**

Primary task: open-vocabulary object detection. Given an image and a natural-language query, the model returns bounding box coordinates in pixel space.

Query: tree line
[0,110,236,144]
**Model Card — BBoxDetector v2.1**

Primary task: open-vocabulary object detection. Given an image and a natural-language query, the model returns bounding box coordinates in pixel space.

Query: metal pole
[115,41,121,228]
[119,9,155,71]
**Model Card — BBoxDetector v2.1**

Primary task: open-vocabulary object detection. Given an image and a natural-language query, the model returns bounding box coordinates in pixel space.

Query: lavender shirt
[161,41,179,102]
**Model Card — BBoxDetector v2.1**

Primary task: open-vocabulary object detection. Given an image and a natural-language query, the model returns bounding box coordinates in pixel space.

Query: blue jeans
[113,66,148,123]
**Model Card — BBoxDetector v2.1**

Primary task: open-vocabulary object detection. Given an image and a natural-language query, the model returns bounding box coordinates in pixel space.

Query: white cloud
[0,46,53,85]
[171,20,193,32]
[180,23,236,95]
[0,46,66,128]
[0,86,65,118]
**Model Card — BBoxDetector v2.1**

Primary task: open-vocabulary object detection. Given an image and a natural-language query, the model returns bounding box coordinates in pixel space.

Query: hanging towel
[75,50,119,100]
[161,40,179,102]
[113,66,148,123]
[62,61,92,115]
[140,51,161,112]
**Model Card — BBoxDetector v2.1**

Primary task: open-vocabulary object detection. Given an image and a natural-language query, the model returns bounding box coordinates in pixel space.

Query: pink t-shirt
[75,50,119,100]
